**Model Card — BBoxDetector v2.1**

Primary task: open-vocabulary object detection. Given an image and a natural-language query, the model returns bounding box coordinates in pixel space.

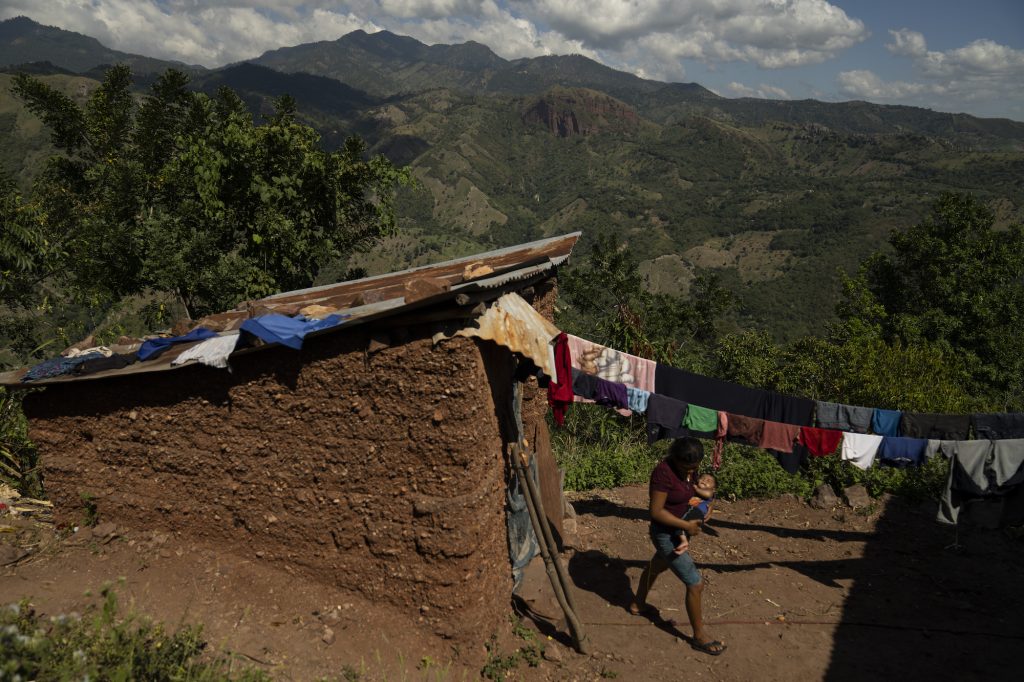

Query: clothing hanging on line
[726,414,765,447]
[935,440,1024,526]
[764,390,815,427]
[798,426,843,457]
[900,412,971,440]
[972,413,1024,440]
[759,421,801,454]
[567,334,656,392]
[841,433,884,470]
[871,409,902,437]
[626,387,651,413]
[547,332,574,427]
[877,436,928,467]
[815,400,873,434]
[655,364,767,420]
[646,394,688,445]
[684,403,719,437]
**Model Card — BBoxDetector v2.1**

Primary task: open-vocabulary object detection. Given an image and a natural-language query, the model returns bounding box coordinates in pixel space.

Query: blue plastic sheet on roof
[239,313,349,350]
[137,327,218,361]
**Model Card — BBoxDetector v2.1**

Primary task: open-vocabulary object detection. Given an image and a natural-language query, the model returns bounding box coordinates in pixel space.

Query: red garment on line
[798,426,843,457]
[547,332,574,426]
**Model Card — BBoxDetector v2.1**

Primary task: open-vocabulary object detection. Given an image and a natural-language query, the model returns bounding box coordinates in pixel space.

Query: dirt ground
[3,486,1023,681]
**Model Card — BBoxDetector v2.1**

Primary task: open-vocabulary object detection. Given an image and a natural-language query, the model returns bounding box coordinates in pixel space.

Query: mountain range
[2,16,1023,339]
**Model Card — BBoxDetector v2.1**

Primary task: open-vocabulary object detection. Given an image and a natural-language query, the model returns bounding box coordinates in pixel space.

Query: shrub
[807,451,948,502]
[0,387,41,497]
[710,443,814,500]
[0,585,268,681]
[550,404,664,490]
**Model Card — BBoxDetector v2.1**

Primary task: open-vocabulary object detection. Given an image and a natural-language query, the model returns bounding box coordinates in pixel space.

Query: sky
[1,1,1022,120]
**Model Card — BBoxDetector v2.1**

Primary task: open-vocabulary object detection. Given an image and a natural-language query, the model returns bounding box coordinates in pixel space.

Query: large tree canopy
[847,192,1024,406]
[11,66,411,318]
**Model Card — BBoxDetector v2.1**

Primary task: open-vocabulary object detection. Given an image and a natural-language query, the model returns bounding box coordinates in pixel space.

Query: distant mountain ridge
[0,16,205,75]
[3,16,1023,144]
[245,27,1024,145]
[250,28,712,103]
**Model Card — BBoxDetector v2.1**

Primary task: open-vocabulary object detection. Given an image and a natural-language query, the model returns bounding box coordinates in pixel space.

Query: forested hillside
[2,16,1023,344]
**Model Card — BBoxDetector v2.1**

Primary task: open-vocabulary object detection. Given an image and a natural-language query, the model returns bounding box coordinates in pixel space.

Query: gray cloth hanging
[815,400,873,433]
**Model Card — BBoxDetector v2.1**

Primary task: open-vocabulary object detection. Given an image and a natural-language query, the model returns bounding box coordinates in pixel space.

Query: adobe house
[1,233,579,639]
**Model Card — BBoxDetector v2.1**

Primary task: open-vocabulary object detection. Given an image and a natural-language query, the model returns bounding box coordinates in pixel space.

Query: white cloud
[727,81,790,99]
[0,1,379,65]
[888,28,1024,80]
[886,28,927,58]
[837,70,935,99]
[839,29,1024,116]
[377,0,489,20]
[0,0,868,72]
[521,0,868,69]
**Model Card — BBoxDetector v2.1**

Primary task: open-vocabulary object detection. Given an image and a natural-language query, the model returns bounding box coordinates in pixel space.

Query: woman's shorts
[649,521,702,586]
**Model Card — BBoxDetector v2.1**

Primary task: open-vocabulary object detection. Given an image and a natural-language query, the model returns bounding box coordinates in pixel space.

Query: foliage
[480,618,543,681]
[806,450,948,503]
[10,66,412,318]
[709,444,814,500]
[0,387,40,496]
[0,586,269,681]
[711,328,982,413]
[0,172,50,306]
[551,404,664,491]
[558,233,736,367]
[850,192,1024,409]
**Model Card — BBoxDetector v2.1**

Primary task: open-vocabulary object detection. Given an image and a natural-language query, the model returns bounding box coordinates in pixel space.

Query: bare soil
[3,487,1023,681]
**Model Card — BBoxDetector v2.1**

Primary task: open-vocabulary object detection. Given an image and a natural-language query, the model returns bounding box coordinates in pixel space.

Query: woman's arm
[650,490,702,535]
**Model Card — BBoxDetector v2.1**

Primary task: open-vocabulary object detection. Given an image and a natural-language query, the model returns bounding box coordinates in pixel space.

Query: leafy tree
[558,233,735,366]
[0,172,50,306]
[846,192,1024,408]
[12,66,412,318]
[712,328,978,413]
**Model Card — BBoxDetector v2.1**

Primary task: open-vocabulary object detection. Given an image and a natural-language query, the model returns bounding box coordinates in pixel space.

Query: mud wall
[24,324,518,638]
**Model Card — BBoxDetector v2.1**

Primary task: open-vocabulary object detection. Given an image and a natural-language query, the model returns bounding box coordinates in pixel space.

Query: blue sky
[1,1,1021,119]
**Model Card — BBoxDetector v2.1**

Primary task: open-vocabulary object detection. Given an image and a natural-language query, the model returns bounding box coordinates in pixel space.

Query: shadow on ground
[821,498,1024,680]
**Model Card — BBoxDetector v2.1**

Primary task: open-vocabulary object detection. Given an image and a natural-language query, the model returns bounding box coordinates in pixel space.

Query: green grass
[551,404,665,491]
[0,584,269,681]
[479,616,543,681]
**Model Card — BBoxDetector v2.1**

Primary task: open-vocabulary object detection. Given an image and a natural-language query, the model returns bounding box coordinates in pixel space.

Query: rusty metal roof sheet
[0,232,580,387]
[197,231,580,332]
[454,293,561,378]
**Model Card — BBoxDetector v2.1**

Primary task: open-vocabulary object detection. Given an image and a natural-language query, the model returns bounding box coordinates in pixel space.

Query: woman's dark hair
[667,437,704,469]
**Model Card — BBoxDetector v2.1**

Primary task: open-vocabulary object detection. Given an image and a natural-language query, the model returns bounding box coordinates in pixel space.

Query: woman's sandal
[627,602,650,616]
[692,639,727,656]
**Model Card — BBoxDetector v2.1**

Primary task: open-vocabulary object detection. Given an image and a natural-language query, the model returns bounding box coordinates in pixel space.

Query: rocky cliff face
[523,88,639,137]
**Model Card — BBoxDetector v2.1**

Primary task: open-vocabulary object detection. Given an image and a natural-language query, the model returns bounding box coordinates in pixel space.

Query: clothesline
[562,333,1024,441]
[550,333,1024,528]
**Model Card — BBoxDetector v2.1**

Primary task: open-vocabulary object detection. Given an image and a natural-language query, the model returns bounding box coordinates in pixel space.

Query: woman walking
[630,437,726,655]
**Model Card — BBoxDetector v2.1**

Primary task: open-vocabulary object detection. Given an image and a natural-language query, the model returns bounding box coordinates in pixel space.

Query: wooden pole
[516,440,583,619]
[511,442,590,654]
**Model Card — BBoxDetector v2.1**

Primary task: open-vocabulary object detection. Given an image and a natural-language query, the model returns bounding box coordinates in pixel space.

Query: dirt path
[3,488,1023,680]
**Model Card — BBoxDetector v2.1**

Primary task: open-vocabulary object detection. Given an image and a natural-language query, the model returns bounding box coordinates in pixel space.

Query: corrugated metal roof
[454,292,561,377]
[0,233,580,387]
